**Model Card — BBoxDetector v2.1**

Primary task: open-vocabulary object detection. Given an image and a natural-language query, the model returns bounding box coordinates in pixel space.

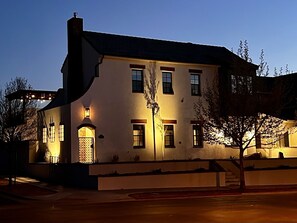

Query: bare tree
[194,80,285,191]
[0,77,37,186]
[237,40,252,63]
[194,41,289,191]
[0,77,37,142]
[257,49,269,77]
[144,62,159,160]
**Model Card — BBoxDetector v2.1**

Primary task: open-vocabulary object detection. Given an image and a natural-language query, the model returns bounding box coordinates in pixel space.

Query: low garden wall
[26,163,97,189]
[89,160,210,176]
[245,169,297,186]
[98,172,225,190]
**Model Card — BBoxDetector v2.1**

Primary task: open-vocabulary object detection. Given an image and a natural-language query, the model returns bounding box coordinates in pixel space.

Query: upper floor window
[132,69,144,93]
[231,75,253,95]
[162,72,173,94]
[193,124,203,148]
[164,125,175,148]
[133,125,145,148]
[191,74,201,96]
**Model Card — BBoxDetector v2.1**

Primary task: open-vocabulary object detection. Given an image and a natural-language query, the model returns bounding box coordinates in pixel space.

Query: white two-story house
[37,16,297,164]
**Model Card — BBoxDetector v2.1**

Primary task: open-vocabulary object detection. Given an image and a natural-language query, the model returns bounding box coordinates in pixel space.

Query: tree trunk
[8,143,13,187]
[239,147,246,192]
[152,107,156,161]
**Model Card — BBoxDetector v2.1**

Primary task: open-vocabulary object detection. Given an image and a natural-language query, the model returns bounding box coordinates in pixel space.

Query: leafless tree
[144,62,159,160]
[0,77,37,186]
[194,41,290,191]
[257,49,269,77]
[194,80,285,191]
[0,77,37,142]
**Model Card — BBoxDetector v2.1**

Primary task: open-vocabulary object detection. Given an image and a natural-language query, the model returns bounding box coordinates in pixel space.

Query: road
[1,192,297,222]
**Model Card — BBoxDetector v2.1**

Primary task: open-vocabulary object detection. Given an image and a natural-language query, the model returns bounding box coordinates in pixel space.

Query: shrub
[111,154,119,162]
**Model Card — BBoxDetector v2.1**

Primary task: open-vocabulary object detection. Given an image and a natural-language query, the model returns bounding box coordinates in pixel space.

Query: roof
[83,31,257,68]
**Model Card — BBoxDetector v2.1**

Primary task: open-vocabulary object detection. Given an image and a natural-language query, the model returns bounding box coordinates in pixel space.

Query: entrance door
[79,137,94,163]
[78,126,95,163]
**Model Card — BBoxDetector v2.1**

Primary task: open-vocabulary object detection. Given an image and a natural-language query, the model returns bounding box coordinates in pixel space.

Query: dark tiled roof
[83,31,255,67]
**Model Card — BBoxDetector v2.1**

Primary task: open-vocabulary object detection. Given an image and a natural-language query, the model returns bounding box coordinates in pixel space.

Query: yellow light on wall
[85,107,90,118]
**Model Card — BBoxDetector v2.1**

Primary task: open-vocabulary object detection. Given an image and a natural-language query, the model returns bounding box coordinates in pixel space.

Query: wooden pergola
[5,89,56,101]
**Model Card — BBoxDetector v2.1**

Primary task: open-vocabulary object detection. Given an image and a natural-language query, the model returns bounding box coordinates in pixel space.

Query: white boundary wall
[98,172,225,190]
[245,169,297,186]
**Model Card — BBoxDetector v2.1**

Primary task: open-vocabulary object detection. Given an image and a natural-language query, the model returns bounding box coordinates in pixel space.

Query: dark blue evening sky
[0,0,296,91]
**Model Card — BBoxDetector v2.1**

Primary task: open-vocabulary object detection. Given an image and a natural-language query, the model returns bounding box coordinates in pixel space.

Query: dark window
[191,74,201,96]
[256,134,261,148]
[162,72,173,94]
[284,131,289,147]
[164,125,175,148]
[133,125,145,148]
[193,124,203,147]
[132,69,144,93]
[231,75,253,95]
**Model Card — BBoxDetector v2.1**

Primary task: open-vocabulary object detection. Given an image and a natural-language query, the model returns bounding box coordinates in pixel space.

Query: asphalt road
[1,192,297,222]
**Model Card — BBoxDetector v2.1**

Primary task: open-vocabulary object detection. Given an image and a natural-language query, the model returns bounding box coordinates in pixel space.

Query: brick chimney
[66,14,84,103]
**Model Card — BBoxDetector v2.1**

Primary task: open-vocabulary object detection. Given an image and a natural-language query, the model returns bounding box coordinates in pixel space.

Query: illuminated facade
[37,16,297,164]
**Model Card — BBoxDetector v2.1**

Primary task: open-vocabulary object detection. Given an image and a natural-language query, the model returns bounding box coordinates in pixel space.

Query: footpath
[1,176,297,203]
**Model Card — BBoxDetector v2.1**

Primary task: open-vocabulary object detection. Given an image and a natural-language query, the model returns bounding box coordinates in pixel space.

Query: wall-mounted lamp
[84,107,90,118]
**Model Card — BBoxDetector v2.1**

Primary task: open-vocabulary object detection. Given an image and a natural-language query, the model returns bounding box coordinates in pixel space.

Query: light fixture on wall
[84,107,90,118]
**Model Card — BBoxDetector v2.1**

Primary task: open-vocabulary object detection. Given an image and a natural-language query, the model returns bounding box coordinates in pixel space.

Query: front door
[79,137,94,163]
[78,126,95,163]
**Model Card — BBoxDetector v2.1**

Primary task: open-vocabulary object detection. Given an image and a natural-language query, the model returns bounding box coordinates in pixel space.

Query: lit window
[133,125,145,148]
[132,69,144,93]
[42,127,47,143]
[231,75,253,95]
[162,72,173,94]
[191,74,201,96]
[49,124,55,143]
[164,125,175,148]
[193,124,203,148]
[59,124,64,142]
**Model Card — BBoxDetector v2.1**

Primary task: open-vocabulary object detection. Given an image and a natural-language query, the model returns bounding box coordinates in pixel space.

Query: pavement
[2,176,297,203]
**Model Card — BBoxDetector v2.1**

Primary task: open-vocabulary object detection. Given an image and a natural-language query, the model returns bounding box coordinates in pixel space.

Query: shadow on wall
[35,144,50,163]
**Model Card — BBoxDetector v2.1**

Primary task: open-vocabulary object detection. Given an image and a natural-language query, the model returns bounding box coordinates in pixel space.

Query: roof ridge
[82,30,257,68]
[83,30,225,49]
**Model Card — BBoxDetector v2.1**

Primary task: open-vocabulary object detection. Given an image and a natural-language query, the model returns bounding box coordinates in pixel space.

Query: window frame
[133,124,145,149]
[132,69,144,93]
[193,124,203,148]
[49,123,55,143]
[164,125,175,148]
[162,71,174,94]
[59,124,64,142]
[42,127,47,143]
[284,131,289,147]
[190,73,201,96]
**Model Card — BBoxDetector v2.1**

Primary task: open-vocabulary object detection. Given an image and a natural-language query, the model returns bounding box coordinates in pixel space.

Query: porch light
[85,107,90,118]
